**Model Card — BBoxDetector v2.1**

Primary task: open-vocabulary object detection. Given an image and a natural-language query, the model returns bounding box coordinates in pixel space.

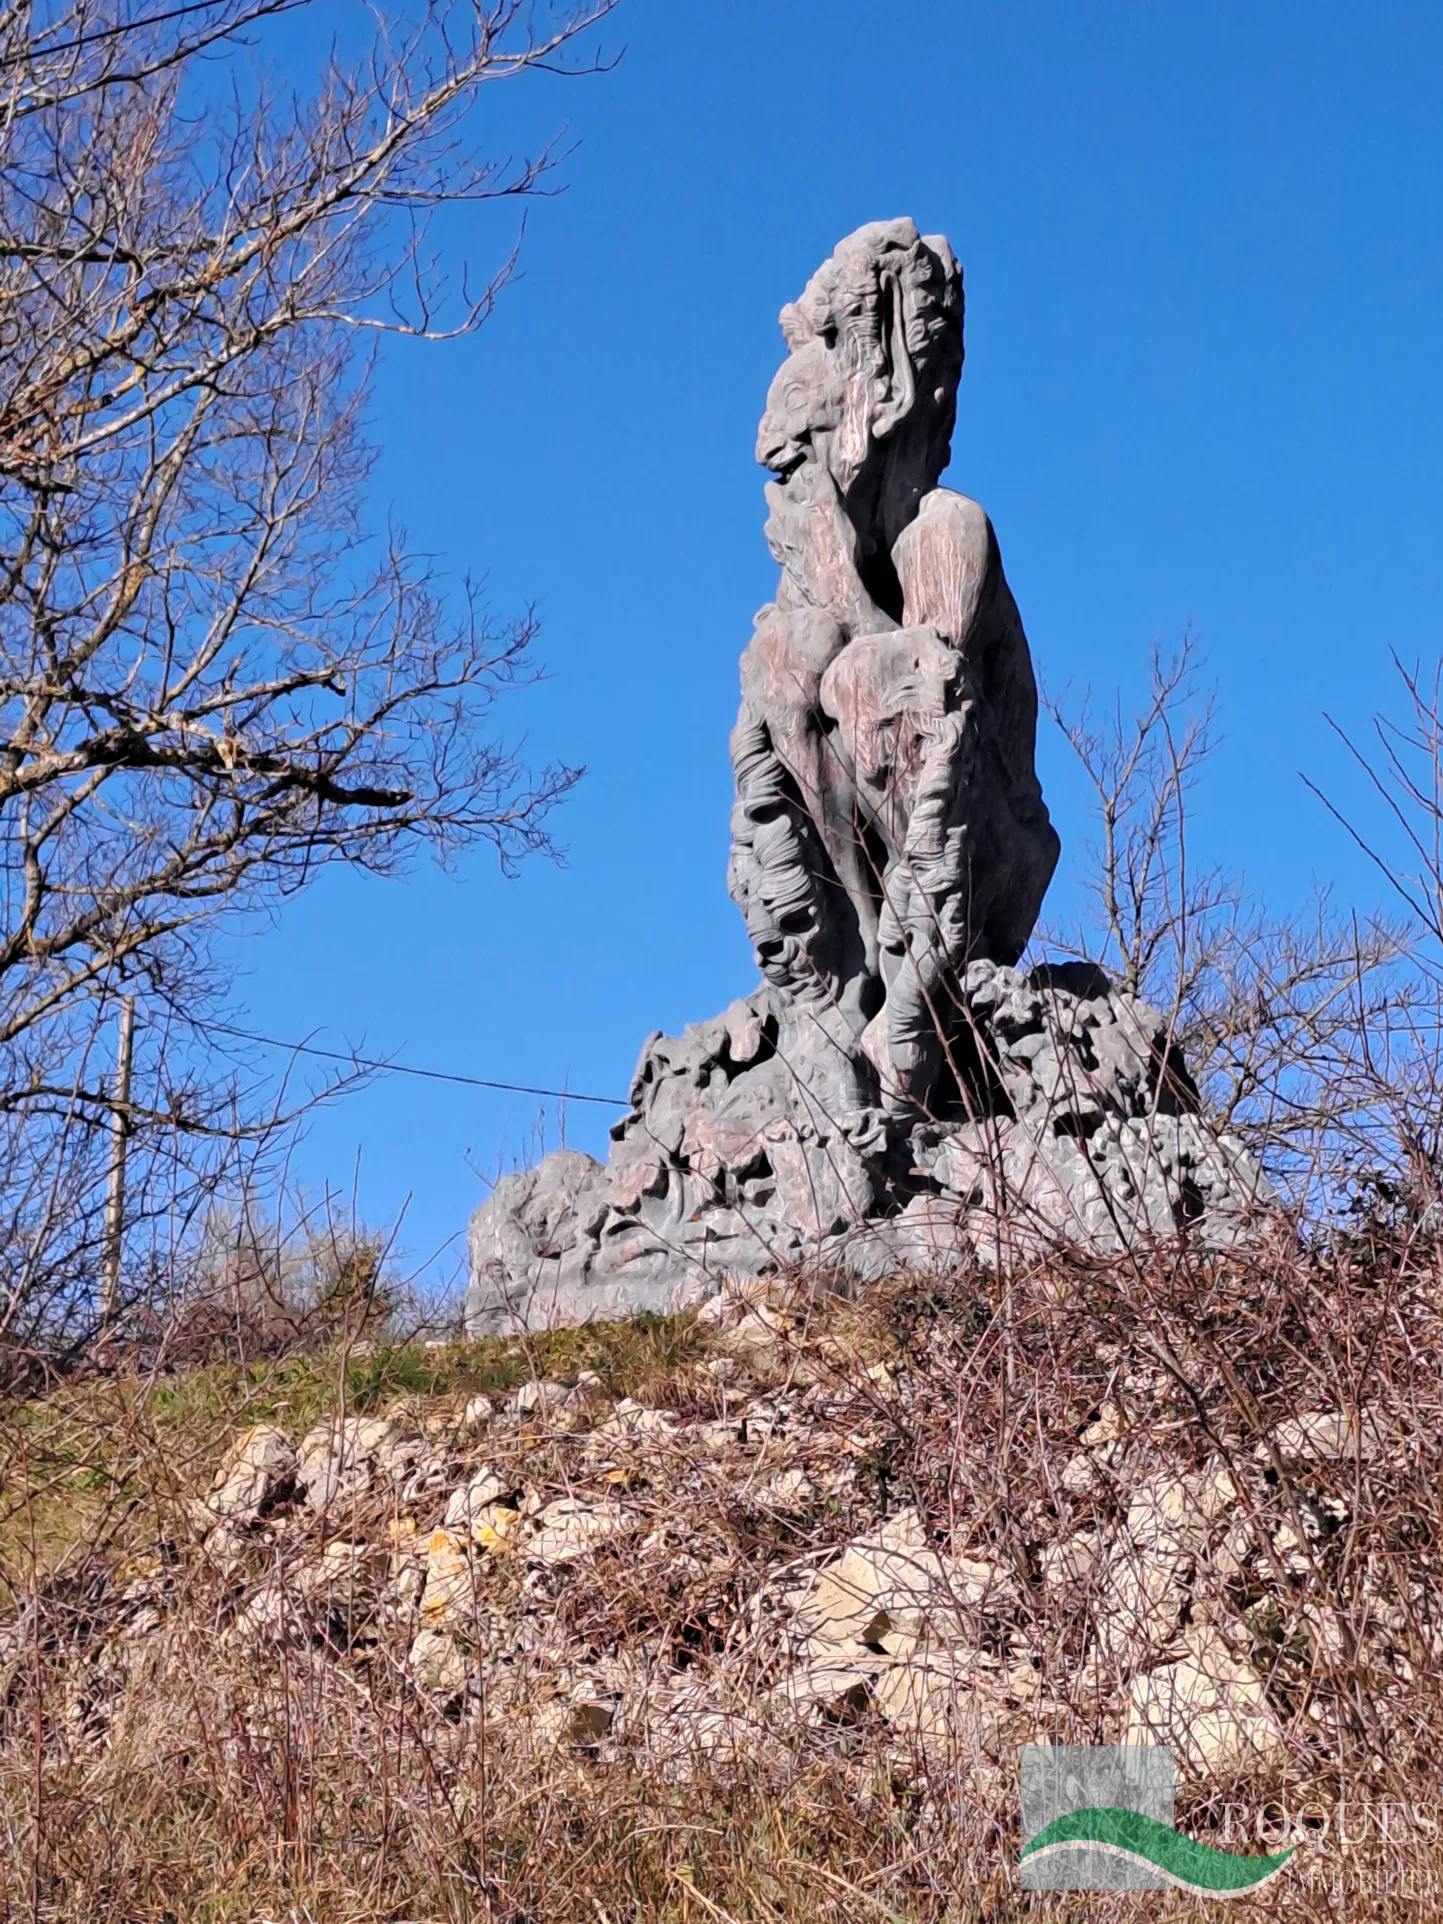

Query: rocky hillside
[4,1235,1441,1920]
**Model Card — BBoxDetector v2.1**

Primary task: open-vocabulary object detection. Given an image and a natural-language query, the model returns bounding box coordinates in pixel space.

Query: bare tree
[0,0,616,1353]
[1302,654,1443,1211]
[1040,637,1408,1207]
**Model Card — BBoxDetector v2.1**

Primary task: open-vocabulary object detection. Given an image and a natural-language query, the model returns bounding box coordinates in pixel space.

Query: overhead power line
[210,1022,631,1107]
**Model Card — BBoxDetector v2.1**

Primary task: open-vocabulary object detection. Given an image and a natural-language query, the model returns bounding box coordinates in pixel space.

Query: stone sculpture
[728,219,1059,1113]
[466,220,1271,1335]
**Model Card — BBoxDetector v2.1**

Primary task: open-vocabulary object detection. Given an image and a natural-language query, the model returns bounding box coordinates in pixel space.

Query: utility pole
[100,995,135,1326]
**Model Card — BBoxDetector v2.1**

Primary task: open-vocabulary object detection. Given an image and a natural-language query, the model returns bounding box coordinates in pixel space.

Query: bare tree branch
[1041,638,1414,1210]
[0,0,616,1350]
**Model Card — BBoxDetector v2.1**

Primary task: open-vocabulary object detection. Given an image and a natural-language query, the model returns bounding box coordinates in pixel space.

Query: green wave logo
[1022,1806,1295,1896]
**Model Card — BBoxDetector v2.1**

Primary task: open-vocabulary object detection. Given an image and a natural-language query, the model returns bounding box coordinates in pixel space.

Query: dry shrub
[3,1218,1443,1920]
[154,1210,400,1370]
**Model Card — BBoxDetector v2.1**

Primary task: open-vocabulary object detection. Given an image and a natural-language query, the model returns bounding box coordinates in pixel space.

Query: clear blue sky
[227,0,1443,1291]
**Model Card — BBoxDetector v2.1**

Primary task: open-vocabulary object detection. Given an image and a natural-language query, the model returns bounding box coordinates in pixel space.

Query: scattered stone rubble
[20,1279,1420,1801]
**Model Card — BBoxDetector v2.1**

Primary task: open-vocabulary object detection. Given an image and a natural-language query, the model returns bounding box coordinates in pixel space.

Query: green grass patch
[144,1308,703,1435]
[0,1311,707,1585]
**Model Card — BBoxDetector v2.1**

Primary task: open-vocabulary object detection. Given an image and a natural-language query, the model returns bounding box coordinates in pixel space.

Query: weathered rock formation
[467,219,1271,1336]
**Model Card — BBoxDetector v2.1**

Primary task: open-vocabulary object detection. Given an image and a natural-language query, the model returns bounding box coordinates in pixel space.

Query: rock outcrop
[467,219,1271,1335]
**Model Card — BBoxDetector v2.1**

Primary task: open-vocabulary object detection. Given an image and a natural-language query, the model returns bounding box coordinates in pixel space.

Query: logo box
[1020,1745,1176,1891]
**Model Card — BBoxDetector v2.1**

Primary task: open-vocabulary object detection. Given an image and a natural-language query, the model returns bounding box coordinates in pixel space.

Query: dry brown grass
[5,1226,1443,1921]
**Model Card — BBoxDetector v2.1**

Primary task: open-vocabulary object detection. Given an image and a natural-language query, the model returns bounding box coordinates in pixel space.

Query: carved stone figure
[465,221,1272,1336]
[727,219,1059,1115]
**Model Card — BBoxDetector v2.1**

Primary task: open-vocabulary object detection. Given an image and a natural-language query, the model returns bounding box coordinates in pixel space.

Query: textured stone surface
[1124,1628,1287,1772]
[728,220,1058,1102]
[197,1423,295,1524]
[467,950,1273,1330]
[466,221,1273,1335]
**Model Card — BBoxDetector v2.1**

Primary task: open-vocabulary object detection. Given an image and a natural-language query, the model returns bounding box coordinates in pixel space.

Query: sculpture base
[464,961,1274,1336]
